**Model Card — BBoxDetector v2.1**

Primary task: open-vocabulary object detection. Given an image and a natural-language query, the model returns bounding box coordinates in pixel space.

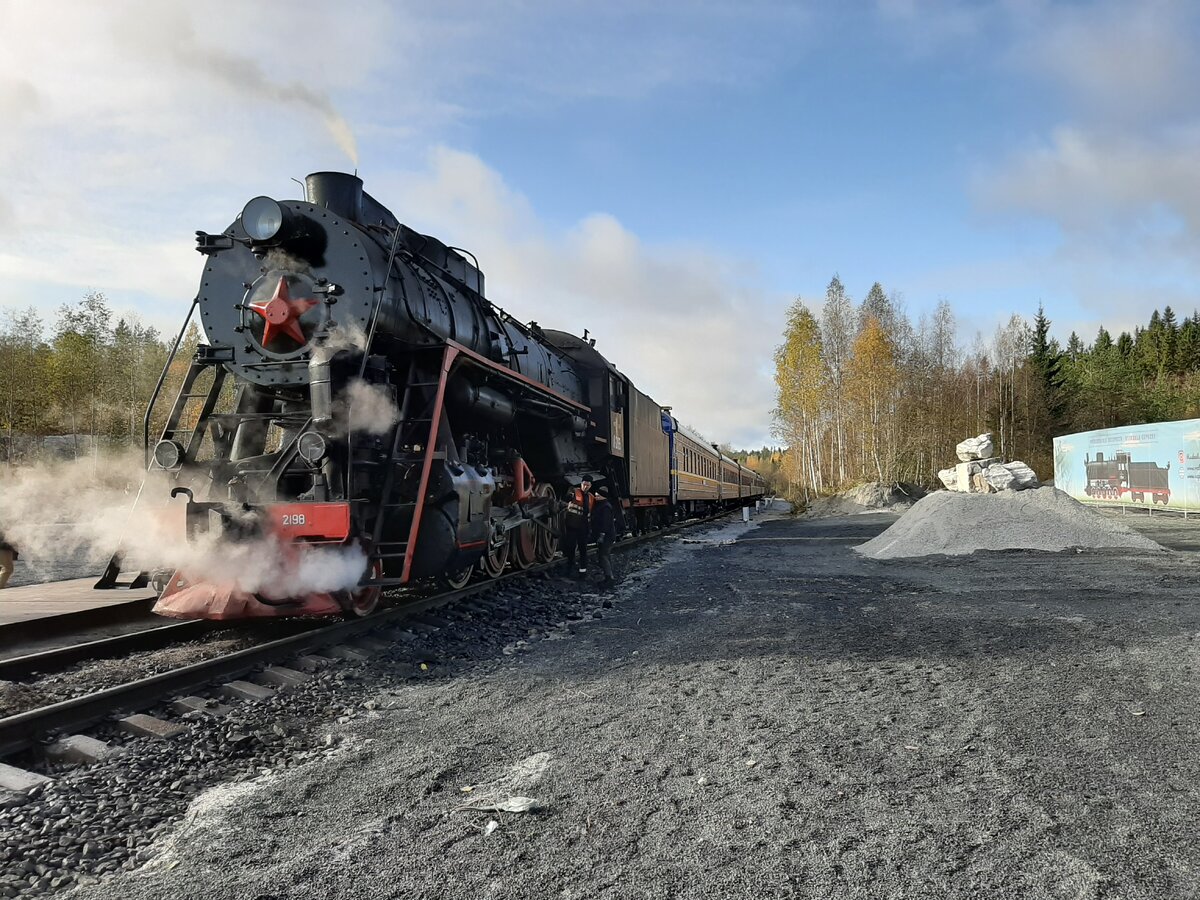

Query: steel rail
[0,509,746,759]
[0,620,217,682]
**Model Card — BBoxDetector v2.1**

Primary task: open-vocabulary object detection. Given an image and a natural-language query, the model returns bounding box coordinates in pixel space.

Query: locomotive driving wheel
[440,563,473,590]
[348,560,384,617]
[534,482,559,563]
[480,532,510,579]
[510,521,537,569]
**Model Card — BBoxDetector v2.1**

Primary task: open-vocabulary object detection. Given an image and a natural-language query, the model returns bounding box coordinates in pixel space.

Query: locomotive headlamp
[153,439,184,470]
[241,196,287,242]
[297,431,328,464]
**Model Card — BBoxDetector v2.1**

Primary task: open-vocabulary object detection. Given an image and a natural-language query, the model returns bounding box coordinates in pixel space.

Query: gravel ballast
[6,505,1200,898]
[854,486,1165,559]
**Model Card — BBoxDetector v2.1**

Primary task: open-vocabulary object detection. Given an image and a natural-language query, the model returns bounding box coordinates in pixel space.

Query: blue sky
[2,0,1199,447]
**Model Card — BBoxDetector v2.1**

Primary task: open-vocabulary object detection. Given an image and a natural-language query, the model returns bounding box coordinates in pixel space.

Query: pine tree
[1066,332,1084,360]
[1162,305,1179,374]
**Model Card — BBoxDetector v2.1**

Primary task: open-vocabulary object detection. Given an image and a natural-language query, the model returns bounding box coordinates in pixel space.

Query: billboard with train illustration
[1053,419,1200,511]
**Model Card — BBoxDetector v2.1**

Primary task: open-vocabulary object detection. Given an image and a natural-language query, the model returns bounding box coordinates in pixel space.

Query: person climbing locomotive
[591,485,621,590]
[562,475,597,579]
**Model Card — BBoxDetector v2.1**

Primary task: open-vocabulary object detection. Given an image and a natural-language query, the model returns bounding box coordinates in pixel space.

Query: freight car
[1083,451,1170,504]
[99,172,764,620]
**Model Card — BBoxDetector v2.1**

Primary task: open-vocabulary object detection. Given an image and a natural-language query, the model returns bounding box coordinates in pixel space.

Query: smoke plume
[170,24,359,165]
[0,452,368,597]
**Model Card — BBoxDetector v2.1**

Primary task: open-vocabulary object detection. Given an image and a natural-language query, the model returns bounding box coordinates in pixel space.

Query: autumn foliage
[772,277,1200,501]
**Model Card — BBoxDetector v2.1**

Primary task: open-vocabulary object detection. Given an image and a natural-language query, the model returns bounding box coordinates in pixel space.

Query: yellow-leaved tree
[847,314,897,482]
[773,298,825,499]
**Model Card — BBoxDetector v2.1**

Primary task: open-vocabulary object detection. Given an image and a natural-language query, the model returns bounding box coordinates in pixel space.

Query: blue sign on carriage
[1053,419,1200,511]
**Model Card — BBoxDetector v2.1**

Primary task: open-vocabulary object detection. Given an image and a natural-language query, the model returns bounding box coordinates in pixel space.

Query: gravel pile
[854,486,1164,559]
[804,482,924,518]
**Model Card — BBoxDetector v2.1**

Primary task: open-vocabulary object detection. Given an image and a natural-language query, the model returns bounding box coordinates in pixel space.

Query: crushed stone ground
[804,481,924,518]
[855,486,1164,559]
[53,503,1200,899]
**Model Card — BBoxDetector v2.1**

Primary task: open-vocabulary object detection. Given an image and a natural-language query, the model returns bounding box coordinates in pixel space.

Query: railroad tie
[173,696,233,717]
[46,735,119,766]
[293,654,337,671]
[325,645,372,662]
[118,714,187,740]
[255,665,311,687]
[0,762,52,794]
[220,681,276,702]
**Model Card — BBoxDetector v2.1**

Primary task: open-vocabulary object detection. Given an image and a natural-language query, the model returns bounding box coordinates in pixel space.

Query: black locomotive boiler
[105,172,763,619]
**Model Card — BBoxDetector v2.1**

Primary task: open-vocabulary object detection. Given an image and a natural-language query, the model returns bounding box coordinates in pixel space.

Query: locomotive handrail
[346,224,410,498]
[142,296,199,467]
[360,223,407,379]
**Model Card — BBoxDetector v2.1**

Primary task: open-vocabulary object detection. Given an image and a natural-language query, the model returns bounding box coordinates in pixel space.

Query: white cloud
[942,2,1200,325]
[1009,0,1199,120]
[0,3,819,446]
[0,0,789,445]
[978,126,1200,236]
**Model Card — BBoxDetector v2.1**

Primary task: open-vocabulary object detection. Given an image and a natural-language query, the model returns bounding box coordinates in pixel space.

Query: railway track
[0,511,739,762]
[0,621,216,682]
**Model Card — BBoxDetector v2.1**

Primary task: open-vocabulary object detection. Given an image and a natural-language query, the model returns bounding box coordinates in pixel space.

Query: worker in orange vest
[561,474,596,579]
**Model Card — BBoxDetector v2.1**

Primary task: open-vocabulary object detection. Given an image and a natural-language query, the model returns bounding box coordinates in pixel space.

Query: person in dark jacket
[561,475,596,579]
[0,531,18,590]
[591,486,618,589]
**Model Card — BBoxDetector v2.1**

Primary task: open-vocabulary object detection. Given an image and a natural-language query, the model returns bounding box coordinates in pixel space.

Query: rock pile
[937,432,1040,493]
[854,486,1164,560]
[803,482,925,518]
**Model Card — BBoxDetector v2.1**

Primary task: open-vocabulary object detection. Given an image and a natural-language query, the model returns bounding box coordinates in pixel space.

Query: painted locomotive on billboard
[1053,419,1200,511]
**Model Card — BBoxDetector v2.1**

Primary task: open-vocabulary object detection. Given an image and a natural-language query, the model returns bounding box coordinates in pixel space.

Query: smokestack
[305,172,364,223]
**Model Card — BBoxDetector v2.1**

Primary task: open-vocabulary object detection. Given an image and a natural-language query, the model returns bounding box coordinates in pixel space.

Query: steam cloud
[321,320,369,353]
[0,452,368,598]
[335,379,402,437]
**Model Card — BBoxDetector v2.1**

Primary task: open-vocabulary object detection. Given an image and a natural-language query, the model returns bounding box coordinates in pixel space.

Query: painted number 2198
[281,514,307,526]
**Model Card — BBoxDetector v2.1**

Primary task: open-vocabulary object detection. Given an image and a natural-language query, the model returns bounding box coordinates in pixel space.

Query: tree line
[2,292,784,487]
[772,276,1200,500]
[0,292,202,463]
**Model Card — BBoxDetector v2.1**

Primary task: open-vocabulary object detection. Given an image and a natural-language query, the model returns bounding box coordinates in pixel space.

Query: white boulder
[971,472,996,493]
[956,433,995,462]
[937,467,958,490]
[984,460,1040,492]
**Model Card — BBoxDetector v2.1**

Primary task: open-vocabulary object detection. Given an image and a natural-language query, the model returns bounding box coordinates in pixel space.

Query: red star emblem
[248,277,319,348]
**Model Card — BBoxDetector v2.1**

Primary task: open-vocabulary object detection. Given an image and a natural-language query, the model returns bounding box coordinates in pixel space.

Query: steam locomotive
[102,172,763,620]
[1083,451,1170,504]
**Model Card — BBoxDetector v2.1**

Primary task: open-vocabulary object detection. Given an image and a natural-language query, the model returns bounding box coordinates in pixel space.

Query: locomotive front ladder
[95,356,229,589]
[363,344,459,586]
